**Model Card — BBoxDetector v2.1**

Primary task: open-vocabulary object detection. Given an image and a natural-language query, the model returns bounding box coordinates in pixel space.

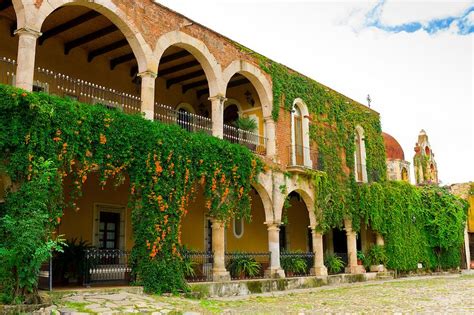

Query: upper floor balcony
[287,144,322,173]
[0,57,267,155]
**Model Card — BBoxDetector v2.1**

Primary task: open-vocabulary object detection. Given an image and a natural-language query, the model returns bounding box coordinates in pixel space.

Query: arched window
[293,106,304,165]
[401,167,408,182]
[291,99,312,168]
[233,217,244,238]
[354,126,367,182]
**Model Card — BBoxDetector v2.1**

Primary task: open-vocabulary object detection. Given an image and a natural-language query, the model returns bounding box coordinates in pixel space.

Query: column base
[264,267,285,278]
[212,269,231,282]
[311,266,328,276]
[345,265,366,274]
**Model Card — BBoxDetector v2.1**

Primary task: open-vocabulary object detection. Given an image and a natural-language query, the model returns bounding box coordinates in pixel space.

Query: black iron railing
[287,145,322,170]
[223,124,267,155]
[182,250,213,282]
[280,251,314,277]
[83,248,131,286]
[225,252,270,280]
[154,103,213,135]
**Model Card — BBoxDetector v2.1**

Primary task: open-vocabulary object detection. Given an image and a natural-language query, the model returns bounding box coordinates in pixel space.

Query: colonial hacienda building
[0,0,457,289]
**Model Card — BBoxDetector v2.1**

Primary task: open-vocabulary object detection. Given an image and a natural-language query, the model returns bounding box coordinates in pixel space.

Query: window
[99,212,120,249]
[233,217,244,238]
[401,167,408,182]
[291,99,312,168]
[354,126,367,182]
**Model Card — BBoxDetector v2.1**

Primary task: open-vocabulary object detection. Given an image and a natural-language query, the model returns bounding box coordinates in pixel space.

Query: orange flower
[56,217,61,224]
[100,134,107,144]
[155,161,163,174]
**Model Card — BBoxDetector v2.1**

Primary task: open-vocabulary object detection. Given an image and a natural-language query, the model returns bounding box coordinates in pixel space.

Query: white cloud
[379,0,473,26]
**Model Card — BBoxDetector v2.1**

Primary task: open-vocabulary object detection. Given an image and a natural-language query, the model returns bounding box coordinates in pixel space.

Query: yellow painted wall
[180,187,206,251]
[226,189,268,253]
[286,196,311,251]
[468,195,474,233]
[226,83,265,138]
[59,173,133,251]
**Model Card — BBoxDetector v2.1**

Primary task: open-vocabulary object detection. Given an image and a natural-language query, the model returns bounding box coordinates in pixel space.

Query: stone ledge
[189,272,393,298]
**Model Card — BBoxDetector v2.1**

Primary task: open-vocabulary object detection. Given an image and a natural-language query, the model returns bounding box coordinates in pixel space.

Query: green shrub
[366,245,388,266]
[324,253,345,274]
[227,254,261,278]
[280,253,308,274]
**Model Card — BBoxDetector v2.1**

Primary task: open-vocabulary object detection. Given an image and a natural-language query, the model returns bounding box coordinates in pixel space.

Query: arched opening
[0,0,18,85]
[293,106,304,165]
[30,5,142,113]
[425,146,431,156]
[225,188,269,279]
[430,163,435,181]
[154,46,212,134]
[280,191,314,276]
[224,73,266,155]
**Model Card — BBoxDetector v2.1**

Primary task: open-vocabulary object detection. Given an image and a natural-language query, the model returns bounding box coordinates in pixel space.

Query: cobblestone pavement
[45,274,474,314]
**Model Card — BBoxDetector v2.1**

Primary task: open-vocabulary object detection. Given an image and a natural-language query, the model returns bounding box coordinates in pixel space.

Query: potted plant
[324,253,345,274]
[227,254,261,279]
[53,238,91,285]
[357,251,365,266]
[234,117,258,151]
[366,245,388,272]
[281,253,308,277]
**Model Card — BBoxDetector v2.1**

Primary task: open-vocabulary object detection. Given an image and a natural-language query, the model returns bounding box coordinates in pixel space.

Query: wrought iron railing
[223,124,267,155]
[83,248,131,286]
[280,251,314,277]
[287,145,322,170]
[0,57,16,86]
[225,252,271,280]
[182,250,214,282]
[34,68,141,114]
[154,103,213,135]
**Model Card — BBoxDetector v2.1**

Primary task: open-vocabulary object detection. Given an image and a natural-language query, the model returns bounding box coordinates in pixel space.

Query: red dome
[382,132,405,160]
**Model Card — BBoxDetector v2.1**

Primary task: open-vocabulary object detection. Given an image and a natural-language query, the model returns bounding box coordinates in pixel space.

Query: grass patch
[61,301,93,314]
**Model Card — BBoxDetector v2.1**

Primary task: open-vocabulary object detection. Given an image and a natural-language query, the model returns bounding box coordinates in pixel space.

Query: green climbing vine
[0,84,262,302]
[259,59,467,271]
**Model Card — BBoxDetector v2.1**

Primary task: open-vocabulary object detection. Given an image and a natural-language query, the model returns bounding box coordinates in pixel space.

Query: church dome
[382,132,405,160]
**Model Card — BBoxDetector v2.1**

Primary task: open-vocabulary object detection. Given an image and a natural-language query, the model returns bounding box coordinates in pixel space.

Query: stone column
[464,225,471,270]
[211,219,230,281]
[15,28,42,92]
[344,219,365,274]
[310,228,328,276]
[264,116,276,159]
[375,232,385,246]
[138,71,157,120]
[209,94,226,139]
[264,222,285,278]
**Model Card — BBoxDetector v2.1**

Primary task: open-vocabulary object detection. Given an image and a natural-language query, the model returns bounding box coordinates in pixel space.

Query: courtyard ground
[46,274,474,314]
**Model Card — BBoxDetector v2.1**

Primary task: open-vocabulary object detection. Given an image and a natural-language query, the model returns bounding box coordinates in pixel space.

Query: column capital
[138,70,157,79]
[265,221,281,230]
[14,27,42,39]
[208,94,227,103]
[263,116,275,123]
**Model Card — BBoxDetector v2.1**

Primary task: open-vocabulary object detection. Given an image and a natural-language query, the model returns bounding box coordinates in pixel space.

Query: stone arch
[291,98,312,167]
[287,188,317,228]
[155,31,222,97]
[223,60,273,119]
[11,0,27,30]
[251,181,273,224]
[176,102,195,114]
[33,0,156,74]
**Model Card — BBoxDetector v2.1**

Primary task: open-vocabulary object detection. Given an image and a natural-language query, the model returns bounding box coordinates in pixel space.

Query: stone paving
[39,274,474,314]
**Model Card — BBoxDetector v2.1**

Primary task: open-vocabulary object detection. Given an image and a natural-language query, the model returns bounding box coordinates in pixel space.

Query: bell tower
[413,130,438,185]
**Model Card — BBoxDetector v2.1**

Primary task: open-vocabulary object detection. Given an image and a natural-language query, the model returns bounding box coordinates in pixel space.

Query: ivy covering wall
[0,84,262,302]
[260,60,467,271]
